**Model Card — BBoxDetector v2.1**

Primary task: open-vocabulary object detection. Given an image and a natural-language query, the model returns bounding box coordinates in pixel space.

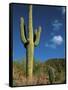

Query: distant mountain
[45,58,65,71]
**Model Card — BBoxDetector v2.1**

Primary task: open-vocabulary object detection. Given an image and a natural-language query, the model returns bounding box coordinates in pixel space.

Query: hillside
[12,58,66,86]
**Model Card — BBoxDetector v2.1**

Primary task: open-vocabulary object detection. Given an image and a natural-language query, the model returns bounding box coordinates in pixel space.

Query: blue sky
[11,4,66,61]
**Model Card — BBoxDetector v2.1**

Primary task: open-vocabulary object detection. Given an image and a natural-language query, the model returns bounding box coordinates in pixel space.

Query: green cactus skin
[48,66,55,84]
[20,5,42,81]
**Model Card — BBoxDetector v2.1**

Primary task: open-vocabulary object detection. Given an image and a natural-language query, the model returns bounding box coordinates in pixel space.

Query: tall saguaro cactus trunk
[26,5,34,80]
[20,5,42,82]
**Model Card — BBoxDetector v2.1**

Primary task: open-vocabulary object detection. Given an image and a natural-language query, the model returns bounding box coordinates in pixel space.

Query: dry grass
[13,63,49,86]
[12,59,65,86]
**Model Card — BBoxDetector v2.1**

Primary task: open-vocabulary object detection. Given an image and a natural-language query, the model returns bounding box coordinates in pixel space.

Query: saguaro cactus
[20,5,42,81]
[48,66,55,84]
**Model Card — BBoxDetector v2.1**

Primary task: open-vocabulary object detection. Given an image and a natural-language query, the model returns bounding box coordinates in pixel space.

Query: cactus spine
[20,5,41,81]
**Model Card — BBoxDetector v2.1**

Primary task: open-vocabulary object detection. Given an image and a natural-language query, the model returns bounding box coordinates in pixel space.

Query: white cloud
[52,20,62,31]
[45,35,63,49]
[51,35,63,45]
[45,43,56,49]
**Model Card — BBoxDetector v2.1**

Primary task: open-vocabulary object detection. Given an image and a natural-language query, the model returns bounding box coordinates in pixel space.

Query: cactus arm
[34,26,42,46]
[20,17,27,44]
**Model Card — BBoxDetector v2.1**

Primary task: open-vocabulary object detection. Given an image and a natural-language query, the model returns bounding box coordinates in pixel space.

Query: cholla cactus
[20,5,42,81]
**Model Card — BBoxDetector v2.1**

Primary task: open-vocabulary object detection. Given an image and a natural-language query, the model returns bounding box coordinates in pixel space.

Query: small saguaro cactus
[48,66,55,84]
[20,5,42,81]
